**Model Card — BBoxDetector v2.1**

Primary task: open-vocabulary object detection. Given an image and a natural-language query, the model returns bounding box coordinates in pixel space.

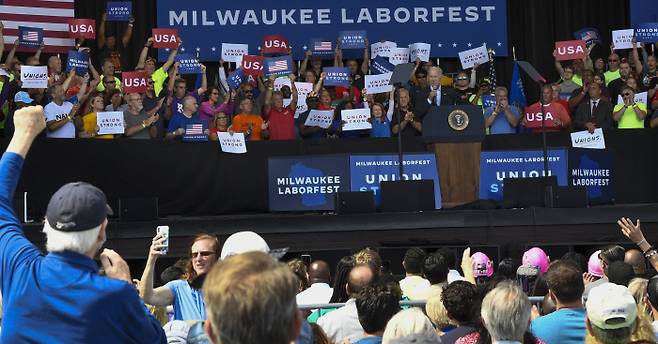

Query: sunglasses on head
[191,251,215,258]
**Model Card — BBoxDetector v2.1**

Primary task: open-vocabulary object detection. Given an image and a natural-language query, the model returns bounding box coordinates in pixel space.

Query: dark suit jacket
[414,86,466,118]
[574,98,613,131]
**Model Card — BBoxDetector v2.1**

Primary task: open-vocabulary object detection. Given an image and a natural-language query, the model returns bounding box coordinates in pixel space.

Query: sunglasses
[456,77,468,81]
[191,251,215,258]
[608,59,619,62]
[244,90,253,93]
[622,92,632,97]
[105,80,116,84]
[417,75,427,79]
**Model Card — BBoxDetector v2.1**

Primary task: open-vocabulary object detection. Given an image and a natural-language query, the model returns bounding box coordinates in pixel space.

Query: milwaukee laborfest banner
[156,0,508,61]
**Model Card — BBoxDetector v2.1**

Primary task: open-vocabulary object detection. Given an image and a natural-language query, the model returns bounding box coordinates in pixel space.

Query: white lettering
[169,11,187,26]
[341,8,354,24]
[394,7,410,23]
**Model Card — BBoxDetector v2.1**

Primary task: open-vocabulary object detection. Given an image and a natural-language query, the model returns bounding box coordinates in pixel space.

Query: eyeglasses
[191,251,215,258]
[608,59,619,62]
[244,90,253,93]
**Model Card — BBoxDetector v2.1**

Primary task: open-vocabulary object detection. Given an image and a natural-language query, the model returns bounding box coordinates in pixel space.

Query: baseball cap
[471,252,493,277]
[586,283,637,330]
[45,182,113,232]
[522,247,550,273]
[588,250,604,277]
[220,231,287,260]
[14,91,34,104]
[163,320,191,344]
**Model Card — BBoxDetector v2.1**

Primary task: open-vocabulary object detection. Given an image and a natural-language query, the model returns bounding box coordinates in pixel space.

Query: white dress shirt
[317,298,364,343]
[296,283,333,306]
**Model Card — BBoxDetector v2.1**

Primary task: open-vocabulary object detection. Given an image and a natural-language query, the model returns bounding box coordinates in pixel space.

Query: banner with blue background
[479,149,568,201]
[156,0,508,61]
[568,148,615,204]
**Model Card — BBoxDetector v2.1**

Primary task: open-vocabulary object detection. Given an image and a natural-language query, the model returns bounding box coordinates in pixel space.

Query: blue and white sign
[156,0,508,61]
[176,53,202,74]
[227,68,245,89]
[18,26,43,49]
[574,27,601,47]
[268,155,350,211]
[371,56,395,75]
[568,148,615,204]
[634,23,658,43]
[339,30,367,49]
[311,38,334,58]
[264,55,293,77]
[350,154,441,208]
[479,149,568,201]
[107,2,132,21]
[65,50,89,76]
[323,67,351,86]
[482,94,496,108]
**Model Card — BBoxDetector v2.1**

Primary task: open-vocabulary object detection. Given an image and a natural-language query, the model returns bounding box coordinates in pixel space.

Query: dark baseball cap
[45,182,113,232]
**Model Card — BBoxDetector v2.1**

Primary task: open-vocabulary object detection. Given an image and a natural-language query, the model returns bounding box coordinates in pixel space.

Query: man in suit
[574,82,613,132]
[414,67,464,118]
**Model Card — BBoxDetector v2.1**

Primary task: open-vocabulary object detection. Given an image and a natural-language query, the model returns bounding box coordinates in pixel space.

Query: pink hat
[588,250,604,277]
[522,247,550,273]
[471,252,494,277]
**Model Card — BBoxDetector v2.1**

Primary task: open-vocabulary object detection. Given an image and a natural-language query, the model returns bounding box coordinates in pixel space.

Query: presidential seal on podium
[447,109,469,131]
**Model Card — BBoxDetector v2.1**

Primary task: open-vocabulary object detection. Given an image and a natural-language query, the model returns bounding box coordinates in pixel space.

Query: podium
[422,105,485,207]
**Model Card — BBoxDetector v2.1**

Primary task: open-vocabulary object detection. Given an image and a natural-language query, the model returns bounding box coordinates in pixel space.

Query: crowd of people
[1,20,658,143]
[1,106,658,342]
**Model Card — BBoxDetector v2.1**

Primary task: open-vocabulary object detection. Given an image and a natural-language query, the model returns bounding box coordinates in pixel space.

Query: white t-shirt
[44,101,75,138]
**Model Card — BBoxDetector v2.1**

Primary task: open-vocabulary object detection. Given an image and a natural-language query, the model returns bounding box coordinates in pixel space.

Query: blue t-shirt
[530,308,586,344]
[354,336,382,344]
[370,118,391,138]
[484,105,520,134]
[165,279,206,320]
[166,112,208,134]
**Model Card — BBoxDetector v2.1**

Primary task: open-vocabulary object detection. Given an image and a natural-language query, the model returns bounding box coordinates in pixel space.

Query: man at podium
[522,84,571,133]
[414,67,466,118]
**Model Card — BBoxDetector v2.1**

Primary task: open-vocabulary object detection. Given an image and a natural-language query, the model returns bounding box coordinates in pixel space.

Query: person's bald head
[308,260,331,284]
[347,264,375,298]
[625,249,647,275]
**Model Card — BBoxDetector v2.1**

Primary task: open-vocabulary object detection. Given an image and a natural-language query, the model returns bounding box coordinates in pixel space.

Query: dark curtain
[70,0,630,102]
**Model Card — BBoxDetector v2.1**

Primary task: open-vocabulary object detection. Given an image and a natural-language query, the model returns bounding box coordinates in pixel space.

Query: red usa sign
[152,28,180,49]
[122,71,148,93]
[68,19,96,39]
[262,35,290,55]
[241,55,264,76]
[555,40,587,61]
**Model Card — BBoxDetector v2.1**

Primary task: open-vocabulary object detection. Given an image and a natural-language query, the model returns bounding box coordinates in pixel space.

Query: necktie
[591,100,598,115]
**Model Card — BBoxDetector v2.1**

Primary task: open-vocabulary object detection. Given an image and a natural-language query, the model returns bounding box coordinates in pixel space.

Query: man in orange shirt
[522,84,571,133]
[230,98,269,141]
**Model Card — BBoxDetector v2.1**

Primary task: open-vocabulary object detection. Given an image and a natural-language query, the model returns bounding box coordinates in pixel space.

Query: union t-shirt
[44,101,75,138]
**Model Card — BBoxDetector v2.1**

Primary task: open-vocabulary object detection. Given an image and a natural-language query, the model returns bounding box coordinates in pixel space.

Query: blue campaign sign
[371,56,395,74]
[268,155,350,211]
[107,2,132,21]
[18,26,43,49]
[568,148,615,204]
[227,68,245,89]
[264,55,293,77]
[634,23,658,43]
[323,67,351,86]
[65,50,89,76]
[156,0,508,61]
[574,27,601,47]
[479,149,568,201]
[630,0,658,26]
[339,30,367,49]
[311,38,334,58]
[482,94,496,108]
[175,53,202,74]
[350,154,441,209]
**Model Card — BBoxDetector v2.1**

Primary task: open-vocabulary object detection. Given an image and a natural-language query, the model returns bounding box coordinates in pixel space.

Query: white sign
[409,42,431,62]
[342,108,372,131]
[274,77,291,91]
[20,65,48,89]
[371,41,397,58]
[365,72,393,94]
[218,132,247,154]
[304,109,334,129]
[570,128,606,149]
[612,29,641,50]
[458,44,489,69]
[221,43,248,63]
[616,91,647,106]
[284,97,308,118]
[97,111,125,135]
[295,82,314,98]
[389,47,410,65]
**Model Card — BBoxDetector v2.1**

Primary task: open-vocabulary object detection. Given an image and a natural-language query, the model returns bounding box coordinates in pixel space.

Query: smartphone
[156,226,169,255]
[301,254,311,267]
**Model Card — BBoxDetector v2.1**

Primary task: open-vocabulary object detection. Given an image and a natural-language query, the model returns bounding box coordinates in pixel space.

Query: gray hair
[43,220,101,254]
[383,308,441,344]
[588,322,633,344]
[481,281,531,342]
[388,333,442,344]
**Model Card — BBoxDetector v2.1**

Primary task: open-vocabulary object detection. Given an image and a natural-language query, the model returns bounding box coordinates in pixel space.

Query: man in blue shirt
[0,105,166,343]
[531,260,586,344]
[165,96,209,140]
[353,280,402,344]
[484,86,521,134]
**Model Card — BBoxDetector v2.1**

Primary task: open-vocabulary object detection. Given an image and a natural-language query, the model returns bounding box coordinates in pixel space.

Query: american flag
[268,60,288,72]
[22,30,39,41]
[185,124,204,135]
[314,41,332,51]
[1,0,75,53]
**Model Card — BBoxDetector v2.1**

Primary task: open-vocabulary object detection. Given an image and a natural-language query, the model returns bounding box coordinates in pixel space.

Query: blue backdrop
[350,154,441,209]
[568,148,615,204]
[156,0,508,61]
[630,0,658,26]
[479,149,568,201]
